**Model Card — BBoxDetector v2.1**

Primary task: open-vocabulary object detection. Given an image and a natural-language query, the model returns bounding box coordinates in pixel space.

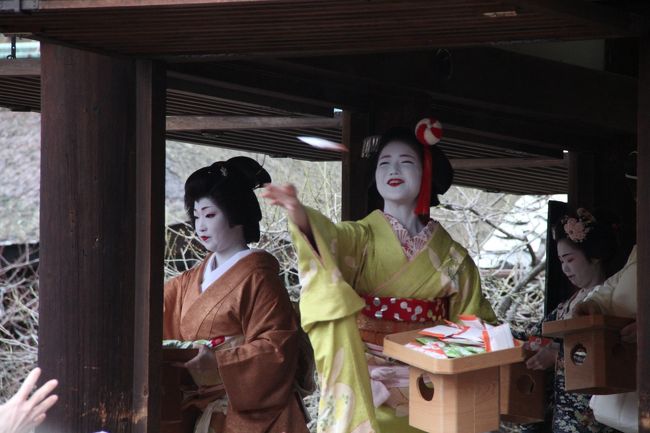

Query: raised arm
[262,183,312,239]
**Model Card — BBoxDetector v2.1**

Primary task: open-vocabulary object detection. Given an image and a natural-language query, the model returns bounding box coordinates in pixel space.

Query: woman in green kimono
[263,123,496,433]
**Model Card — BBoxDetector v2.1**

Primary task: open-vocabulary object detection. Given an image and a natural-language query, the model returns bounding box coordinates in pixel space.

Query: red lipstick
[387,178,404,187]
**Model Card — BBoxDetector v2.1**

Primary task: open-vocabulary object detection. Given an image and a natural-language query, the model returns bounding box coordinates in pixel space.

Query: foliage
[0,244,39,401]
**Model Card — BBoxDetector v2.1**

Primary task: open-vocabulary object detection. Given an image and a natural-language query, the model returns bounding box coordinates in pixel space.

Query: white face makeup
[193,197,242,253]
[557,239,602,290]
[375,141,423,207]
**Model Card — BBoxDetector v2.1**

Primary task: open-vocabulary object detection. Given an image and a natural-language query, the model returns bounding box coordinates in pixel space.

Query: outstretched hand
[262,184,311,237]
[261,183,300,211]
[0,368,58,433]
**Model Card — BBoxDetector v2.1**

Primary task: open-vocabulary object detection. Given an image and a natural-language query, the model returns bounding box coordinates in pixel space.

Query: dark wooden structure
[0,1,648,432]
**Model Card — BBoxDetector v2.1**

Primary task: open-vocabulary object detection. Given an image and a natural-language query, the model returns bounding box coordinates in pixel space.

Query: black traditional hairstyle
[368,127,453,208]
[184,156,271,244]
[553,207,619,276]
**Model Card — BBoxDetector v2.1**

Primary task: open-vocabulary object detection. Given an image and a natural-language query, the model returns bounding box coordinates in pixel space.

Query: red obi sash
[361,295,449,323]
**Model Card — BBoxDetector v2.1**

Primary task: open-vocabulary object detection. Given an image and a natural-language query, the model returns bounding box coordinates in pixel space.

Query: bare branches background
[0,153,556,430]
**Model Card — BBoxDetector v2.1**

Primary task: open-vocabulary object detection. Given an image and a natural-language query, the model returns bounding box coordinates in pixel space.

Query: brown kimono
[163,250,309,433]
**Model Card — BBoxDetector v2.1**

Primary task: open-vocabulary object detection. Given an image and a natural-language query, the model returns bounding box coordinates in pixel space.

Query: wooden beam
[167,70,334,117]
[168,64,368,111]
[637,30,650,433]
[273,47,637,135]
[450,157,567,170]
[33,0,276,9]
[514,0,645,34]
[0,58,39,76]
[166,115,340,131]
[341,111,369,221]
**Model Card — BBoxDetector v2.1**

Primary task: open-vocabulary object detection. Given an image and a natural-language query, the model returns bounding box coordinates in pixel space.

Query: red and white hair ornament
[414,117,443,216]
[415,117,443,146]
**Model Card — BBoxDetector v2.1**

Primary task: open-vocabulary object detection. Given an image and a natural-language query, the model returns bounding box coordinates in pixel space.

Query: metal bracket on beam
[0,0,39,12]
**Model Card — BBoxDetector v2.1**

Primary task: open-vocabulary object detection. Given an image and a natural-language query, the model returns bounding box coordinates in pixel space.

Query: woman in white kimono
[163,157,311,433]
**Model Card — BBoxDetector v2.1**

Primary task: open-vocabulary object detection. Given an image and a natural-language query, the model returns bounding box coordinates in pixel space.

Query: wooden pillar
[637,31,650,433]
[341,111,370,220]
[568,151,595,210]
[132,59,166,433]
[39,44,165,433]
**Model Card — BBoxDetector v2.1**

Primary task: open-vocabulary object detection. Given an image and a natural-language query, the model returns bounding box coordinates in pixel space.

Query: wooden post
[568,151,595,210]
[132,59,166,433]
[637,31,650,433]
[341,111,370,221]
[39,45,165,433]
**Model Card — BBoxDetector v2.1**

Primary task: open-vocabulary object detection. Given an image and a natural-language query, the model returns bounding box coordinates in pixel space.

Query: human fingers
[31,394,58,421]
[32,413,47,427]
[262,184,297,208]
[13,368,42,402]
[284,183,297,196]
[29,379,58,406]
[261,184,288,203]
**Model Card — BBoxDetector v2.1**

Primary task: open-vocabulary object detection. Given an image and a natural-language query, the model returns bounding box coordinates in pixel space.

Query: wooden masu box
[161,348,198,433]
[384,330,526,433]
[499,357,546,424]
[543,315,636,394]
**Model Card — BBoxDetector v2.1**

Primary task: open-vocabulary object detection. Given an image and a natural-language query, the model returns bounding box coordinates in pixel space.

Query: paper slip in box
[543,315,636,394]
[384,329,525,433]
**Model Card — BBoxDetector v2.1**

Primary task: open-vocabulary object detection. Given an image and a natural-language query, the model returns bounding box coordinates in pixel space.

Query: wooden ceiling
[0,0,646,195]
[0,0,643,58]
[0,67,569,194]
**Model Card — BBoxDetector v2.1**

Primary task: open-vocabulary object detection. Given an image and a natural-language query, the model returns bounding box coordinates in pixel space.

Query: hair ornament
[220,166,228,177]
[562,208,596,243]
[414,117,443,215]
[415,117,443,146]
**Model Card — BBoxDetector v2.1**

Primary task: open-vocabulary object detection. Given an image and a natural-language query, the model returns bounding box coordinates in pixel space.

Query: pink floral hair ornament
[561,208,596,243]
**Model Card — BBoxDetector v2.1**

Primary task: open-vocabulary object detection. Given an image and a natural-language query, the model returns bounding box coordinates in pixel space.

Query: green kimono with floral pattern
[290,208,496,433]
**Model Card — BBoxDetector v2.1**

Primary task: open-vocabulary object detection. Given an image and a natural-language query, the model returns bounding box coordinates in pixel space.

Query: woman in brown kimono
[163,156,310,433]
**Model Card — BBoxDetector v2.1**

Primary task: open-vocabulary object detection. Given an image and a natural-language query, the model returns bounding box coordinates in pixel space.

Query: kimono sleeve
[289,207,369,328]
[292,206,370,286]
[582,279,616,315]
[448,254,497,323]
[214,268,300,412]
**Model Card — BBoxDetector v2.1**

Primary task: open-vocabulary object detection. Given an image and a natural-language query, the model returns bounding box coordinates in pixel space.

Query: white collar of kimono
[201,248,258,292]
